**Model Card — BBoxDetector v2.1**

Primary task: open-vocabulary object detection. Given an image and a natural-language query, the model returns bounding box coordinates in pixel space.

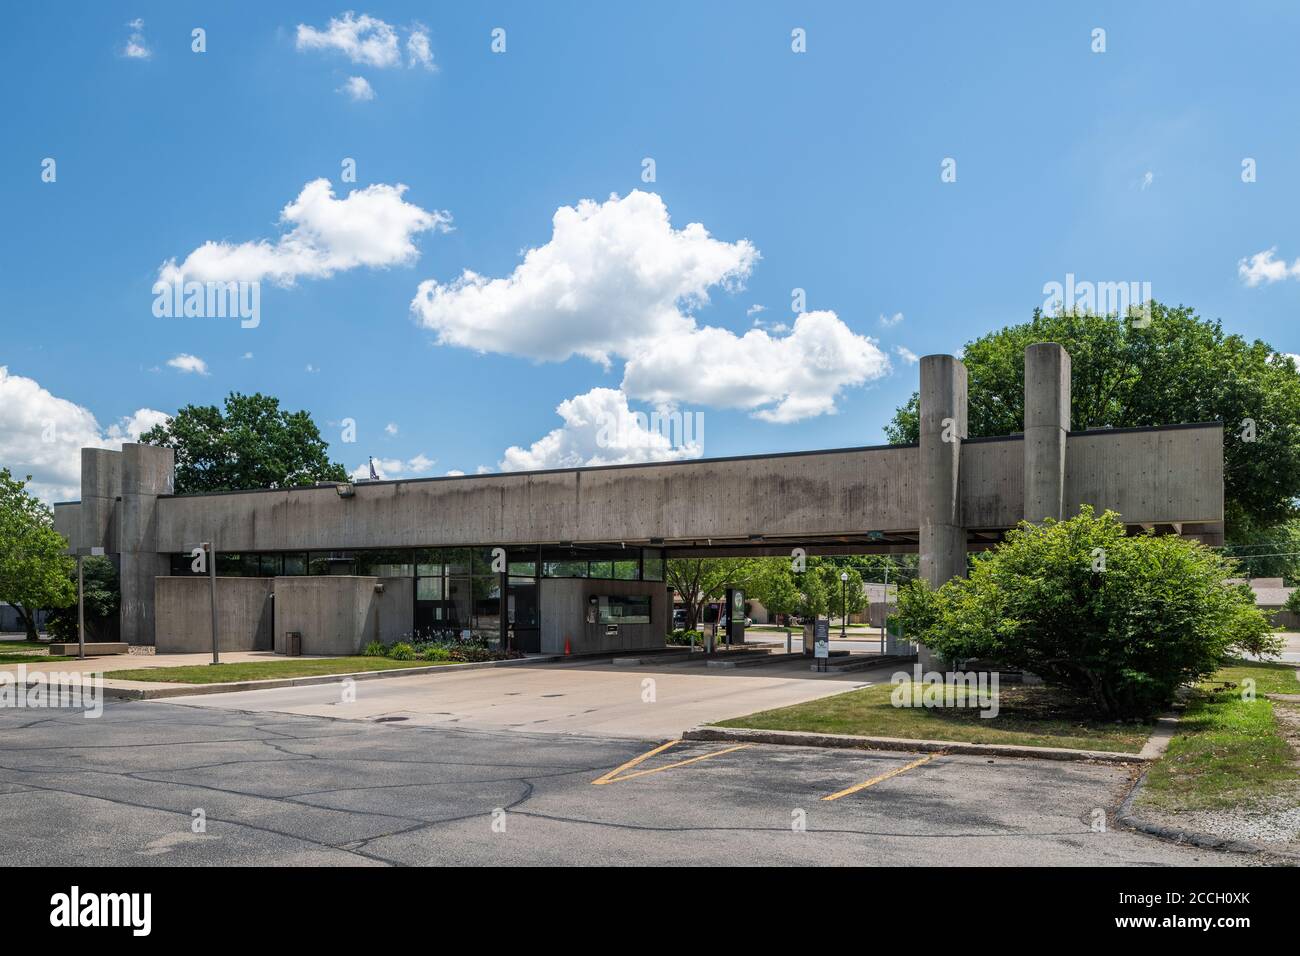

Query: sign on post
[814,619,830,659]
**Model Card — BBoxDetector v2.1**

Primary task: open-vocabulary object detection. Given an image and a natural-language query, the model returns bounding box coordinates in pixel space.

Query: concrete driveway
[160,656,879,739]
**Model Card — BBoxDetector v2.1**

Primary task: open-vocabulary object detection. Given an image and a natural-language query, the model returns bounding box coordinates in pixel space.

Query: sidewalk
[0,650,334,695]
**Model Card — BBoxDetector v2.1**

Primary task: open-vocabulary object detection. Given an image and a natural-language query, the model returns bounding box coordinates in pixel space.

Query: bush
[387,642,416,661]
[421,646,452,662]
[362,640,387,657]
[893,506,1278,718]
[666,628,704,646]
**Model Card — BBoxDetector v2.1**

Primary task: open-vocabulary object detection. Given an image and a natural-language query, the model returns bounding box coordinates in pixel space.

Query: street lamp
[75,546,105,660]
[201,542,219,665]
[839,571,849,641]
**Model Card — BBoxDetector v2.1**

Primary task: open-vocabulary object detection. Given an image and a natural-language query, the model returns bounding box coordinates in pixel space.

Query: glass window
[642,553,664,581]
[416,577,443,601]
[310,552,355,575]
[588,560,612,579]
[446,576,474,626]
[444,548,473,575]
[415,548,445,577]
[216,553,243,576]
[597,594,652,625]
[259,554,283,577]
[357,549,413,577]
[282,553,307,576]
[472,576,501,631]
[613,559,639,580]
[543,560,587,578]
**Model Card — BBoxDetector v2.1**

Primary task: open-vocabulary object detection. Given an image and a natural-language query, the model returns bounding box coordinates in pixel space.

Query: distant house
[1227,578,1298,630]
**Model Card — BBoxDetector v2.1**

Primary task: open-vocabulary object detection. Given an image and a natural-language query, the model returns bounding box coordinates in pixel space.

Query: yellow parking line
[593,741,753,785]
[592,739,681,785]
[822,752,943,801]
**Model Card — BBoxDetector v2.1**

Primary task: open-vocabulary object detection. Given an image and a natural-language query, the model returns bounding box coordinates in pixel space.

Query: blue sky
[3,2,1300,500]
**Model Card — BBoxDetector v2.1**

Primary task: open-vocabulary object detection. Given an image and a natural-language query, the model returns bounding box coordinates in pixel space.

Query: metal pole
[840,579,847,640]
[77,555,86,661]
[208,543,220,665]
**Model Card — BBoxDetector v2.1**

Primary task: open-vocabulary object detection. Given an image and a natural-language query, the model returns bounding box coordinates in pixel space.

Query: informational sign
[814,619,830,659]
[725,588,746,645]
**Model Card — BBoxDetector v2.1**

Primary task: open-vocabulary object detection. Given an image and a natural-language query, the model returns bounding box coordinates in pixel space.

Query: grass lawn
[715,681,1151,753]
[0,652,76,664]
[103,656,451,684]
[1138,660,1300,812]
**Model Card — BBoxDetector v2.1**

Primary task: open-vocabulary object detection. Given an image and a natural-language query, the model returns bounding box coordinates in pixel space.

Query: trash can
[283,631,302,657]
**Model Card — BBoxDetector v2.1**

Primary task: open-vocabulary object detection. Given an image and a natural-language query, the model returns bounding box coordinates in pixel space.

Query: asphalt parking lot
[0,700,1239,866]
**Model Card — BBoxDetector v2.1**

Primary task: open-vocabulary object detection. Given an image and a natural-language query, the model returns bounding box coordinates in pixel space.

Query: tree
[47,557,119,642]
[139,392,348,494]
[893,506,1277,718]
[665,558,757,631]
[0,469,76,640]
[745,558,801,627]
[884,304,1300,538]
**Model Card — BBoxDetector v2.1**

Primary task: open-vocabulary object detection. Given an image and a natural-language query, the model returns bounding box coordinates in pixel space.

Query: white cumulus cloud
[498,387,703,472]
[407,27,435,70]
[622,311,888,423]
[351,453,437,481]
[411,191,888,421]
[166,354,209,375]
[0,366,168,502]
[158,178,450,287]
[122,18,150,59]
[296,12,401,67]
[338,75,375,101]
[412,190,758,367]
[1239,248,1300,287]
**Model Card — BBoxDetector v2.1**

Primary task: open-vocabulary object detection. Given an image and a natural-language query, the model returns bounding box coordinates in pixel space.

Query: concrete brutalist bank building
[53,345,1225,662]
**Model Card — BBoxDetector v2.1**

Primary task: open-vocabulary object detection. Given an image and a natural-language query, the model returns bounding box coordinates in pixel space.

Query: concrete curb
[57,654,566,701]
[682,725,1149,763]
[1114,769,1299,859]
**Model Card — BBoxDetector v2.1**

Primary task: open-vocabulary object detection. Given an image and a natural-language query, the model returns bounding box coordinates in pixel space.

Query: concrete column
[78,449,122,553]
[1023,343,1071,523]
[917,355,968,670]
[118,443,175,646]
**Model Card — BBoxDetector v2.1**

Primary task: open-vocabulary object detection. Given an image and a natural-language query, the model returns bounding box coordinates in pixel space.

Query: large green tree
[0,469,76,640]
[665,558,757,631]
[140,392,348,494]
[884,304,1300,538]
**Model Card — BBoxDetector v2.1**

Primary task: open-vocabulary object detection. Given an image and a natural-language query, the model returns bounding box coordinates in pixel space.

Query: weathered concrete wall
[1065,425,1223,525]
[79,449,121,554]
[152,446,922,553]
[275,576,395,655]
[374,576,415,645]
[118,444,175,646]
[540,578,669,655]
[53,502,80,553]
[155,577,273,653]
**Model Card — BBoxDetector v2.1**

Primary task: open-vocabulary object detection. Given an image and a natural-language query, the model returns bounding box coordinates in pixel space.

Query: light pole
[202,541,219,665]
[75,547,105,661]
[839,571,849,641]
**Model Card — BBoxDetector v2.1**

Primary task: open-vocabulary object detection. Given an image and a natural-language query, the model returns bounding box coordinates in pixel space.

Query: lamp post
[201,541,219,665]
[75,547,105,661]
[840,570,849,641]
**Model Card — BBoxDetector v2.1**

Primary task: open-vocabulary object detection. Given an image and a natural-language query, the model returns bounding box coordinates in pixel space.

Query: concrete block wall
[539,578,669,655]
[274,576,411,655]
[155,577,273,653]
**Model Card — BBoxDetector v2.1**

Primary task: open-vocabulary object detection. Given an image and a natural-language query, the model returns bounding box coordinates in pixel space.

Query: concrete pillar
[917,355,968,670]
[78,449,122,553]
[118,443,175,646]
[1023,343,1071,523]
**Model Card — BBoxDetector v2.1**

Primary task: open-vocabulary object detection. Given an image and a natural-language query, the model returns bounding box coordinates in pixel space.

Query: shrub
[893,506,1277,718]
[362,640,386,657]
[666,628,705,646]
[387,642,416,661]
[421,646,451,662]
